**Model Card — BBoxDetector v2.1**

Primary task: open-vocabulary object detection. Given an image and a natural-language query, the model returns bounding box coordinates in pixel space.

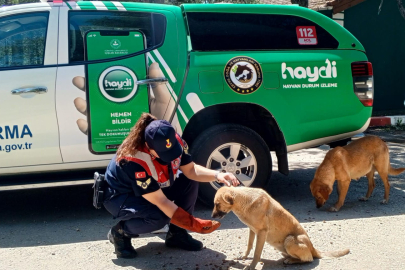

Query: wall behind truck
[343,0,405,116]
[318,9,332,18]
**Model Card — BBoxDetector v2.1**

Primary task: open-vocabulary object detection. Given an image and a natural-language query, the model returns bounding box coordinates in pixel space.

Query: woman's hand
[216,172,240,187]
[143,189,221,233]
[181,163,241,186]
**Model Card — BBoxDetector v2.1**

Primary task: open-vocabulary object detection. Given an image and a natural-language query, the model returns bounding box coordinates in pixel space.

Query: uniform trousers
[103,173,198,236]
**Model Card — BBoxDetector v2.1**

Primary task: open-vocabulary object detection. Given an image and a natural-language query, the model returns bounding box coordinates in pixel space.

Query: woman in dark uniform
[103,113,239,258]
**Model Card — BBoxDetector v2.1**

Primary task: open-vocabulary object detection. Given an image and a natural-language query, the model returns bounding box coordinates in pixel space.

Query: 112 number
[298,28,314,38]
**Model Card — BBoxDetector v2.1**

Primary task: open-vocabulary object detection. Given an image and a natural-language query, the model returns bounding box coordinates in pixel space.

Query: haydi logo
[99,66,138,103]
[104,78,132,90]
[103,70,134,98]
[282,59,337,82]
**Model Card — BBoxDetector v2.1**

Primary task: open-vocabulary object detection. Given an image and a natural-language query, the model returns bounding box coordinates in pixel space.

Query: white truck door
[56,5,171,163]
[55,5,114,163]
[0,6,61,171]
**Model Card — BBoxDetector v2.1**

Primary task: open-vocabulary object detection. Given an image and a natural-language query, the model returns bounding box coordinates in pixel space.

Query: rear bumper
[286,117,370,152]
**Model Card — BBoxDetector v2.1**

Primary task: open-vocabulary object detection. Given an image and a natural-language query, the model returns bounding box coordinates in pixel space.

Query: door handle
[11,87,48,95]
[136,77,168,85]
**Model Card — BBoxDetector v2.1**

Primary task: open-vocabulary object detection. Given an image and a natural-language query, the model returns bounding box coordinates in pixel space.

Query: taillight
[351,61,374,107]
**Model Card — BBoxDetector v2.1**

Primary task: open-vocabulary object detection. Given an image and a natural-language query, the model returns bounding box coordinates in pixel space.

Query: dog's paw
[328,206,339,212]
[359,197,369,202]
[380,199,388,204]
[284,258,296,265]
[236,255,248,260]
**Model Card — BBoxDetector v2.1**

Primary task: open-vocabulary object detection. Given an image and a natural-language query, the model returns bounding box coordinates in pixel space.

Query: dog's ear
[319,187,330,200]
[222,191,234,205]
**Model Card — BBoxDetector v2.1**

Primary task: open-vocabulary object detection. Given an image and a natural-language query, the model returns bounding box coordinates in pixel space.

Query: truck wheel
[189,124,272,207]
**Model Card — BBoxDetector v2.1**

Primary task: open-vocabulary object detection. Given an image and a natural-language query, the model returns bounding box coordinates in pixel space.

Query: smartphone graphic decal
[85,30,149,154]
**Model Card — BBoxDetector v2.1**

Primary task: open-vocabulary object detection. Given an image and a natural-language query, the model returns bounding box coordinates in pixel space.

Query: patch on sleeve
[135,172,146,179]
[136,178,151,189]
[182,139,189,154]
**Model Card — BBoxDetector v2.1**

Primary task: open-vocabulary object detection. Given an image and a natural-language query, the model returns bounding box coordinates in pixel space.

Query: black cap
[145,120,183,162]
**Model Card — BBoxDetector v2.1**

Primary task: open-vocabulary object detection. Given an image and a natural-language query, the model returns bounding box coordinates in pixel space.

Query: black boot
[107,221,138,258]
[165,224,203,251]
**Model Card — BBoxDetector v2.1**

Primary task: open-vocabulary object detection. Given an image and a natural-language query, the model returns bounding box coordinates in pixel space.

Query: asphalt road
[1,131,405,270]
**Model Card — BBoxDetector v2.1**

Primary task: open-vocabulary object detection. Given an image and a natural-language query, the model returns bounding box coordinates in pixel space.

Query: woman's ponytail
[116,113,157,162]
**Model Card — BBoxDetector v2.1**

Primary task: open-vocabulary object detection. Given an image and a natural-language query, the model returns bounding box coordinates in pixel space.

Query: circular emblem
[226,163,236,172]
[224,56,263,94]
[110,39,121,49]
[98,66,138,103]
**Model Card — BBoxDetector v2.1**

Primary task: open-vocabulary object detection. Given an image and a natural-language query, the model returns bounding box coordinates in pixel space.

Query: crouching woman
[103,113,239,258]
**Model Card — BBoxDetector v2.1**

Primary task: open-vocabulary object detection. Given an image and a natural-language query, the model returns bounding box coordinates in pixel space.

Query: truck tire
[189,124,272,207]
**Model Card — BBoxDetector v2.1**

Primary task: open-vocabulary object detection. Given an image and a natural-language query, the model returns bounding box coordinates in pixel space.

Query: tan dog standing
[212,186,349,270]
[310,135,405,212]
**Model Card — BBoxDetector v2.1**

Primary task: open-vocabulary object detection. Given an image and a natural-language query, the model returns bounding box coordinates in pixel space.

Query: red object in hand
[170,207,221,234]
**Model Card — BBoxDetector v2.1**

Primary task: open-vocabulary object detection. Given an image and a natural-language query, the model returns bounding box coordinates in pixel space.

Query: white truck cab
[0,1,114,175]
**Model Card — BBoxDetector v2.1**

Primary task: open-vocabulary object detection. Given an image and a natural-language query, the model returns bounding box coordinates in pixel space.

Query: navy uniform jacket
[105,150,193,198]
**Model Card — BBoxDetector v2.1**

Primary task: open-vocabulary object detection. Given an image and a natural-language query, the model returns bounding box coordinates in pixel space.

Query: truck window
[68,11,166,63]
[0,12,49,68]
[186,12,339,51]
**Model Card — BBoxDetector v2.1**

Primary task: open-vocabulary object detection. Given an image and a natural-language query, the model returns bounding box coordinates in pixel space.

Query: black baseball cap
[145,120,183,162]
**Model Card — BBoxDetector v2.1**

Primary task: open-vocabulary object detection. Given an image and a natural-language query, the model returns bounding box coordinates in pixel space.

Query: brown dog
[212,186,349,270]
[310,135,405,212]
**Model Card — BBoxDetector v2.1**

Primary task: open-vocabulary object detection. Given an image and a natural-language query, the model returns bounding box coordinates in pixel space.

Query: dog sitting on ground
[310,135,405,212]
[212,186,349,270]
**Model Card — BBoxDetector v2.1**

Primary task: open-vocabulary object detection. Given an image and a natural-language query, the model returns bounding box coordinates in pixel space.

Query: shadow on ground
[261,258,320,270]
[111,242,232,269]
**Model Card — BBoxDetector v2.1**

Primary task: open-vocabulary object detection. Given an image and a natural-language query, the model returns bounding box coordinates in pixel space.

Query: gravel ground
[1,131,405,270]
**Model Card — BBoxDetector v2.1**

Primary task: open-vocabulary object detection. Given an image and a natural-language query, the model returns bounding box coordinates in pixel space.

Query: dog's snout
[316,200,325,208]
[212,210,227,219]
[211,209,219,218]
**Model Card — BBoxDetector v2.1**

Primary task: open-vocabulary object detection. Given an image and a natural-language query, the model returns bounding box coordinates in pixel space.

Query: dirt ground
[1,129,405,270]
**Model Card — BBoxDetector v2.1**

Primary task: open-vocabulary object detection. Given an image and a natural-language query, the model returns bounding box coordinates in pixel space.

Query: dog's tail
[388,165,405,176]
[313,248,350,259]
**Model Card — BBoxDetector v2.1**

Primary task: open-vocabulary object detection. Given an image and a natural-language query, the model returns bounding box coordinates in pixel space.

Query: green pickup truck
[0,1,373,204]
